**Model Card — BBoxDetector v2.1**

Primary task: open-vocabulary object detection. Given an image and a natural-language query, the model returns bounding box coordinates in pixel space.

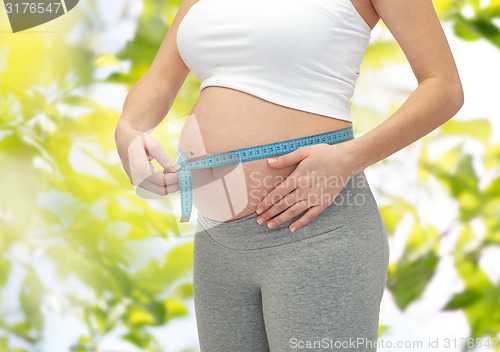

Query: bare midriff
[177,86,352,222]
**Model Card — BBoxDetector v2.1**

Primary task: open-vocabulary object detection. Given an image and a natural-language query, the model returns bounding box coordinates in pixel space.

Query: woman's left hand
[255,139,366,232]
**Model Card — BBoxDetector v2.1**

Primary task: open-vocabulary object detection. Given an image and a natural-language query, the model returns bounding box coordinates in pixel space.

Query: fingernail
[268,158,277,164]
[257,217,264,224]
[172,163,181,171]
[267,221,275,229]
[256,207,264,214]
[290,226,296,232]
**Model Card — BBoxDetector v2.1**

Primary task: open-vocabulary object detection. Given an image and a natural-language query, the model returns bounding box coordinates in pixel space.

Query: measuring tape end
[180,216,190,223]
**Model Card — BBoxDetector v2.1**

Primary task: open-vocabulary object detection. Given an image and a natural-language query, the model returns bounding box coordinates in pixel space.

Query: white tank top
[176,0,371,122]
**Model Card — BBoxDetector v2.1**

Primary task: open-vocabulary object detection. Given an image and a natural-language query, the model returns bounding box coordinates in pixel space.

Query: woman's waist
[184,127,357,222]
[184,121,352,155]
[180,87,352,158]
[177,89,354,222]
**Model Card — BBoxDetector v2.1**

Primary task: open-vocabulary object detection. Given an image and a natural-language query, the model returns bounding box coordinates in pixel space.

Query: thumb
[267,148,308,168]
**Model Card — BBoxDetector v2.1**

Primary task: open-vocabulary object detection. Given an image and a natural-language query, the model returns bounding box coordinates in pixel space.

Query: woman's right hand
[115,119,181,196]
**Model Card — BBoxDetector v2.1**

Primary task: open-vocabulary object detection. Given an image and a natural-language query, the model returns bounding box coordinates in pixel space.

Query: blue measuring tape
[164,125,354,222]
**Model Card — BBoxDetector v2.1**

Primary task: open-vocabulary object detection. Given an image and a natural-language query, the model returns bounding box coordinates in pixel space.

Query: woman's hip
[194,170,387,252]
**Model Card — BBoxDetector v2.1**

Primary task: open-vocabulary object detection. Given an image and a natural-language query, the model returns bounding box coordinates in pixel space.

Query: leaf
[438,118,491,145]
[420,151,482,222]
[363,41,407,70]
[165,297,189,321]
[0,257,11,287]
[388,250,439,310]
[444,289,481,309]
[172,281,194,299]
[128,306,155,325]
[378,205,405,236]
[20,269,44,335]
[378,324,389,337]
[451,237,500,337]
[483,144,500,170]
[93,53,122,67]
[386,222,440,310]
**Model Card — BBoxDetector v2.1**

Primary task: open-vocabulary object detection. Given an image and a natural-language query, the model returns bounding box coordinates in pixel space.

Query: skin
[115,0,464,231]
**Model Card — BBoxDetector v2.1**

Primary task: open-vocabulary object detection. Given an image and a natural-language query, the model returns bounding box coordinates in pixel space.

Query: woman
[115,0,464,350]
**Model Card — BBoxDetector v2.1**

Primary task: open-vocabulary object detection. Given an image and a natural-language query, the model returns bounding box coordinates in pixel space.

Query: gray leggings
[193,170,390,351]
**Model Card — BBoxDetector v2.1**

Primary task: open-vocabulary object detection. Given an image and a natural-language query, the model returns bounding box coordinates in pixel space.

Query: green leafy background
[0,0,499,351]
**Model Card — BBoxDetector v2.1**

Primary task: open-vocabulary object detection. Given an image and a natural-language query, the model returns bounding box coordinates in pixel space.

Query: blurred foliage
[0,0,499,351]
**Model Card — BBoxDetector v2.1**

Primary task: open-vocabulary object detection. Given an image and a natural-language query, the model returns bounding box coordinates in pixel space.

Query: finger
[265,200,310,230]
[129,133,181,186]
[136,178,180,196]
[130,155,179,187]
[145,169,179,187]
[128,134,160,186]
[267,146,308,168]
[161,171,181,190]
[288,205,327,232]
[256,172,305,214]
[142,133,182,173]
[141,134,150,157]
[256,188,302,225]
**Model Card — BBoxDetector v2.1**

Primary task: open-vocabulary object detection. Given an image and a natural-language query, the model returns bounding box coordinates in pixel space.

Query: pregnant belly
[177,86,352,222]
